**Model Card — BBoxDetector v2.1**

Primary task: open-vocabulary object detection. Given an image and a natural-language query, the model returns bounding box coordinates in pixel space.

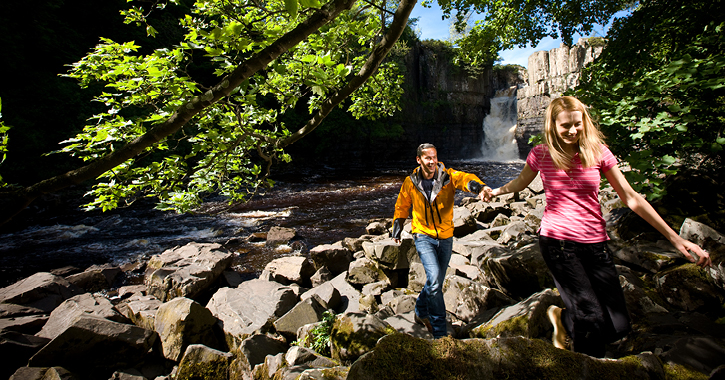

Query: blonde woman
[484,96,711,357]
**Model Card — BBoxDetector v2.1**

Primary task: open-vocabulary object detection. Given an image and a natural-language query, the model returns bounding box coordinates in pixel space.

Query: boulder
[346,257,390,286]
[480,241,553,299]
[206,280,297,348]
[65,264,121,292]
[28,315,157,378]
[309,243,353,276]
[0,331,51,379]
[263,256,315,287]
[176,344,233,380]
[300,282,342,311]
[266,226,297,247]
[469,288,562,340]
[330,312,394,363]
[362,238,415,270]
[0,272,82,313]
[116,294,163,331]
[273,295,328,340]
[239,334,288,368]
[442,275,515,324]
[36,293,130,340]
[155,297,223,361]
[145,242,234,302]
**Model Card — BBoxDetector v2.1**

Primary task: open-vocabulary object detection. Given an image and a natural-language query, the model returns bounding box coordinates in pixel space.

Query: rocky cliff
[515,38,604,157]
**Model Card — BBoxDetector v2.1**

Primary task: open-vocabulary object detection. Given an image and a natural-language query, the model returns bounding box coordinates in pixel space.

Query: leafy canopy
[573,0,725,200]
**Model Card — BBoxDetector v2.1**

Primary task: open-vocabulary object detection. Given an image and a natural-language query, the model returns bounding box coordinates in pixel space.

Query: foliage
[442,0,634,67]
[293,310,336,357]
[574,0,725,200]
[50,0,409,212]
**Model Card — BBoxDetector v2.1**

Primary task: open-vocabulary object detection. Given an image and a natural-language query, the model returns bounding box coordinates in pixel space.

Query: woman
[483,96,711,357]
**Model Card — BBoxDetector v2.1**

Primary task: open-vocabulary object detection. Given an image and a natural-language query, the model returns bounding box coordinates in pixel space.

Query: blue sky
[409,4,630,68]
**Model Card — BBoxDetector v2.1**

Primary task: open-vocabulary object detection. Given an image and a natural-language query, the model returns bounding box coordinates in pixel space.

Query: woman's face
[555,110,584,148]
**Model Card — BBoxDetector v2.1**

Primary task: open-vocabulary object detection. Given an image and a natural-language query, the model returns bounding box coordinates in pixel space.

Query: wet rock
[263,256,315,287]
[36,293,129,340]
[206,279,297,348]
[145,242,234,302]
[176,344,233,380]
[155,297,222,361]
[266,226,297,247]
[28,315,156,378]
[0,272,82,313]
[310,243,353,276]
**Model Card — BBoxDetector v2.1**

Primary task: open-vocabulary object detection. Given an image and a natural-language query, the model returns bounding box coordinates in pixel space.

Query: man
[392,143,492,338]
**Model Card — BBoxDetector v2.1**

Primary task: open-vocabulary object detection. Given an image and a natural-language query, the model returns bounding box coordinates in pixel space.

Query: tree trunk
[0,0,357,226]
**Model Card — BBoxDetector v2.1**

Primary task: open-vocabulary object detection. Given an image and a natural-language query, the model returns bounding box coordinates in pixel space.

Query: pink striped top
[527,144,618,243]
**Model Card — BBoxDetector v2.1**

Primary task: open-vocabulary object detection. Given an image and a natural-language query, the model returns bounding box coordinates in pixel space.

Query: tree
[0,0,633,225]
[573,0,725,200]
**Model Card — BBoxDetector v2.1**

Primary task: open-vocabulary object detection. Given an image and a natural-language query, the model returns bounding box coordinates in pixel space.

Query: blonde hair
[543,96,605,170]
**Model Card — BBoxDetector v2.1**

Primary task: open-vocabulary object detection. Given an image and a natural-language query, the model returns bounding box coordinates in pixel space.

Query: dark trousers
[539,236,631,357]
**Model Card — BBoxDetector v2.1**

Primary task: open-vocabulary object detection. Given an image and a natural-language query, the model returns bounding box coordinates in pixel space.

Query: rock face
[516,38,604,157]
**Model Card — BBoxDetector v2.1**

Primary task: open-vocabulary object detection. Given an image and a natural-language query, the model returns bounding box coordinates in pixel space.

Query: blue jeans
[413,233,453,338]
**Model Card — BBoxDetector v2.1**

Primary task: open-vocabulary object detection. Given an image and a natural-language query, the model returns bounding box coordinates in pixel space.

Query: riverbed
[0,160,523,287]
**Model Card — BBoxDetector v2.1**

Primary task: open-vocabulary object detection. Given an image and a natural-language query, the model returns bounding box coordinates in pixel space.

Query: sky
[409,4,630,68]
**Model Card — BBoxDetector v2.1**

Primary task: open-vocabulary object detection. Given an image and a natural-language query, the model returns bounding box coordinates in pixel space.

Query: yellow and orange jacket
[392,163,485,240]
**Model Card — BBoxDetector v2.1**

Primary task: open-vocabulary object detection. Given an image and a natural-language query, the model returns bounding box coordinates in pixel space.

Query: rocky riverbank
[2,177,724,380]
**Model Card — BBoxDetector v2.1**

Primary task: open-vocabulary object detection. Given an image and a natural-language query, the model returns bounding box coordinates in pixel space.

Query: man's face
[416,148,438,179]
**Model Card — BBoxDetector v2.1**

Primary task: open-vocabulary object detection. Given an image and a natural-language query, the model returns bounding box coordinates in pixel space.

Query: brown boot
[547,305,571,350]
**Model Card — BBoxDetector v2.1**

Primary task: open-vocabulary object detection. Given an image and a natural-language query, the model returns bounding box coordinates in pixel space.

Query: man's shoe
[414,313,433,333]
[547,305,571,350]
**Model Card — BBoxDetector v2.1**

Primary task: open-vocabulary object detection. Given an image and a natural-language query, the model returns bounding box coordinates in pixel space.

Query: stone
[300,282,342,311]
[155,297,222,361]
[0,272,82,313]
[144,242,233,302]
[468,288,562,340]
[36,293,130,340]
[443,275,514,324]
[176,344,233,380]
[273,295,328,340]
[309,243,353,276]
[28,315,157,378]
[263,256,315,287]
[330,312,393,363]
[266,226,297,247]
[206,280,297,348]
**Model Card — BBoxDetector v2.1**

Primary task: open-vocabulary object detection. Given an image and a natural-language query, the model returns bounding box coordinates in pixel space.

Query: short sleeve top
[526,144,618,243]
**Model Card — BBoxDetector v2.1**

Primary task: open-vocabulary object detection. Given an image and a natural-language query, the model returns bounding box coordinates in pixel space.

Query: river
[0,160,524,287]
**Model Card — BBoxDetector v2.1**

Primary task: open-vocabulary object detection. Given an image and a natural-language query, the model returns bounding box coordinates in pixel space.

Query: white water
[480,87,520,162]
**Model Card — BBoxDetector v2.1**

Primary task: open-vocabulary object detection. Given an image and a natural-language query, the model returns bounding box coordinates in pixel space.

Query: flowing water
[0,161,523,287]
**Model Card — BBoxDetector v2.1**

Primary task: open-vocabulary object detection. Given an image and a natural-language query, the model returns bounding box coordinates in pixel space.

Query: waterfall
[480,87,520,161]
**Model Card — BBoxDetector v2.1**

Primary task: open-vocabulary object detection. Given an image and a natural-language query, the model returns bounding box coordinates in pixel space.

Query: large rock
[145,242,234,302]
[347,334,693,380]
[155,297,223,361]
[330,312,394,363]
[36,293,129,340]
[0,272,82,313]
[362,238,415,270]
[442,275,514,324]
[28,315,157,378]
[468,288,562,340]
[263,256,315,287]
[479,241,553,299]
[206,279,297,348]
[310,243,353,276]
[273,295,328,340]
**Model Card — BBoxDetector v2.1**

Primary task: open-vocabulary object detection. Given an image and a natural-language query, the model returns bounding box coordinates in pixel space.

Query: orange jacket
[393,163,485,240]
